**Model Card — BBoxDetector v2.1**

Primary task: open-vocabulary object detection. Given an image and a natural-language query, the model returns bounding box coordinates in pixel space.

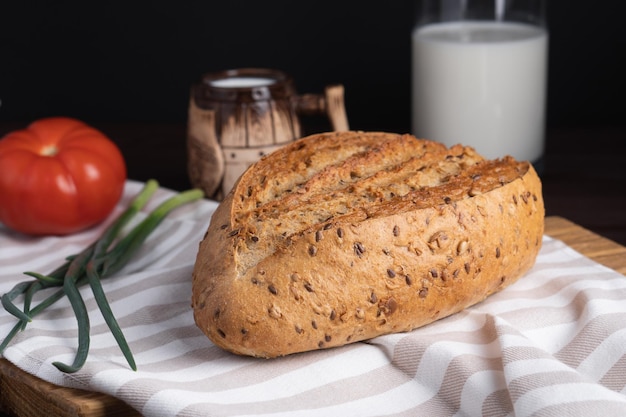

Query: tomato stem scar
[41,145,58,156]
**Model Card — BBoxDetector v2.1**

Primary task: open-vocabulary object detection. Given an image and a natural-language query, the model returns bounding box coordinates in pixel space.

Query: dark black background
[1,1,624,131]
[1,1,626,247]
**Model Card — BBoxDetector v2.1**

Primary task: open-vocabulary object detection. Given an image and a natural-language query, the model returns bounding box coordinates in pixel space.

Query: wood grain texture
[1,216,624,417]
[544,216,626,276]
[0,359,139,416]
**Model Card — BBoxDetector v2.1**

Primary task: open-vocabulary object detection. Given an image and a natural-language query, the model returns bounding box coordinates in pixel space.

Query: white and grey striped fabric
[1,181,626,416]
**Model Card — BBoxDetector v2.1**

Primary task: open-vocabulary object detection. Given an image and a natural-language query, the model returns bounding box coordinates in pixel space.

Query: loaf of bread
[192,131,544,358]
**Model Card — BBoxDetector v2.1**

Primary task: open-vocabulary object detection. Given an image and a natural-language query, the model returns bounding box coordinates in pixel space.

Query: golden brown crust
[192,131,544,358]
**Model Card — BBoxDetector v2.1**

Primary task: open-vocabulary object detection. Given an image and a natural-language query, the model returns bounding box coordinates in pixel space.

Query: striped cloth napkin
[1,180,626,417]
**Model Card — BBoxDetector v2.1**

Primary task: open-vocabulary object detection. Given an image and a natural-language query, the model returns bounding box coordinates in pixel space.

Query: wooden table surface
[1,215,625,417]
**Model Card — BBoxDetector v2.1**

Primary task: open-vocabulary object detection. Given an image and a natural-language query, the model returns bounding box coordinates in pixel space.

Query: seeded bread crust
[192,131,545,358]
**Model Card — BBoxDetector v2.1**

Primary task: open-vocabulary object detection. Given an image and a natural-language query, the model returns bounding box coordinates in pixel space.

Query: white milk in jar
[411,21,548,163]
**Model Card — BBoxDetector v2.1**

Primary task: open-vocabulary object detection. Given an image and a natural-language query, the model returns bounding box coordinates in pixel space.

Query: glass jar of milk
[411,0,548,168]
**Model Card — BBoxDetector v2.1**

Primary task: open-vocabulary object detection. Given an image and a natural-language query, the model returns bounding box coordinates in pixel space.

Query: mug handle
[186,95,225,197]
[296,84,349,132]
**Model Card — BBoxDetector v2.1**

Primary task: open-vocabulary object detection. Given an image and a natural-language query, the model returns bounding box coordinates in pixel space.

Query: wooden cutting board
[1,216,625,417]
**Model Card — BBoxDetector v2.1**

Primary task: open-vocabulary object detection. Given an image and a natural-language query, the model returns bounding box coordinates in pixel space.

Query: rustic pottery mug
[187,68,349,199]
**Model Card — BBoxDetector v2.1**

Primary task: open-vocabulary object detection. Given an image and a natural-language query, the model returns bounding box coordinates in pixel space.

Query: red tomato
[0,117,127,236]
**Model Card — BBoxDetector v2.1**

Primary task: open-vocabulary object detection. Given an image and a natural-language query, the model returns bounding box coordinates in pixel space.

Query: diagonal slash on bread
[192,131,545,358]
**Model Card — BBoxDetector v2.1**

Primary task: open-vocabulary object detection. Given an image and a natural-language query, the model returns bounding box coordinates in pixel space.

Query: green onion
[0,180,204,373]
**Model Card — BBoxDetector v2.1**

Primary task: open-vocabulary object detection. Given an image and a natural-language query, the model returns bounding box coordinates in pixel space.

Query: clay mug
[187,68,349,200]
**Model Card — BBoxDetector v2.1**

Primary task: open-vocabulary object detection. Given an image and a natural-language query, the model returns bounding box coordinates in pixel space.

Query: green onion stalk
[0,179,204,373]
